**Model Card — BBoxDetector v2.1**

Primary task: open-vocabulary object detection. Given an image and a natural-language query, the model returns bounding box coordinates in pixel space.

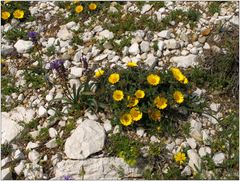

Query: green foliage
[187,8,201,22]
[56,137,65,149]
[1,76,19,95]
[36,128,49,142]
[163,165,186,179]
[46,45,56,57]
[111,36,132,54]
[1,143,12,158]
[150,1,165,9]
[64,119,76,136]
[3,28,28,41]
[106,133,142,166]
[24,67,45,89]
[208,2,221,15]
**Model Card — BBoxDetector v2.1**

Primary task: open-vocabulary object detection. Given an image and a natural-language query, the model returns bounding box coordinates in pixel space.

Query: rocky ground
[1,1,239,180]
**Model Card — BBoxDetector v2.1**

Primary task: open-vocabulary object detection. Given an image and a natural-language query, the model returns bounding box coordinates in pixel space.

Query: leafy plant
[3,28,28,41]
[106,133,142,167]
[208,2,221,15]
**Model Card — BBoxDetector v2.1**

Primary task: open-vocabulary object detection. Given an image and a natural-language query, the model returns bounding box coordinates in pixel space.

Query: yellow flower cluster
[75,3,97,13]
[95,66,188,126]
[171,67,188,84]
[1,9,24,20]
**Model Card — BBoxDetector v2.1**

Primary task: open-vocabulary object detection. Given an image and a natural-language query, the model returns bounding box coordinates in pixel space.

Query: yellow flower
[127,62,137,67]
[154,96,167,109]
[13,9,24,19]
[113,90,124,101]
[174,152,186,164]
[1,11,10,20]
[171,67,188,84]
[88,3,97,10]
[149,109,161,121]
[173,91,184,104]
[135,90,145,99]
[75,5,83,13]
[120,113,132,126]
[130,107,142,121]
[127,96,139,108]
[94,69,104,78]
[108,73,120,84]
[147,74,160,86]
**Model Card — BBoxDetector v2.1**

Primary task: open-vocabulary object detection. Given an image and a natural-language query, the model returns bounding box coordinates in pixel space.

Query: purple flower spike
[50,59,64,71]
[63,175,72,180]
[28,31,38,43]
[28,31,38,38]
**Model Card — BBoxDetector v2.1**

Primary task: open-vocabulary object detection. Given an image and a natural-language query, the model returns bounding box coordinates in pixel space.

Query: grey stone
[140,41,150,53]
[129,43,140,55]
[141,4,152,14]
[28,150,40,164]
[158,30,171,39]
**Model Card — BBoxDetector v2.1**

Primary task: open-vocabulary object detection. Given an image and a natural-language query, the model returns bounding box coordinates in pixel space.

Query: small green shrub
[106,133,142,167]
[3,28,28,41]
[209,2,221,15]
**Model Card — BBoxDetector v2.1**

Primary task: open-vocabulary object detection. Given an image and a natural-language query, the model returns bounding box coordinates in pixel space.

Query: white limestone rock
[158,30,171,39]
[64,119,105,159]
[187,149,201,172]
[57,27,73,41]
[53,157,141,180]
[14,40,33,53]
[141,4,152,14]
[170,54,198,68]
[213,152,225,166]
[98,30,114,40]
[28,150,40,164]
[129,43,140,55]
[23,163,43,180]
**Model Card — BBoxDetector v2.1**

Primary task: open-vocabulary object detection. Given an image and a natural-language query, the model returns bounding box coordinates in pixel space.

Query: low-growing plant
[106,133,142,167]
[3,28,28,41]
[208,2,221,15]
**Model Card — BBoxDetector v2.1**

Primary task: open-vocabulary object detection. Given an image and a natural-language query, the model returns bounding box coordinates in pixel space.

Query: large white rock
[14,160,25,175]
[158,30,171,39]
[1,112,23,144]
[141,4,152,14]
[7,106,35,124]
[129,43,140,55]
[53,157,141,180]
[57,27,73,41]
[181,165,191,176]
[14,40,33,53]
[98,30,114,40]
[64,119,105,159]
[170,54,198,68]
[187,149,201,172]
[213,153,225,166]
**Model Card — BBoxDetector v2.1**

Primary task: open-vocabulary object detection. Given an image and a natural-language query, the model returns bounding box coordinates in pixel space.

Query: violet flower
[28,31,38,44]
[50,59,64,71]
[63,175,72,180]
